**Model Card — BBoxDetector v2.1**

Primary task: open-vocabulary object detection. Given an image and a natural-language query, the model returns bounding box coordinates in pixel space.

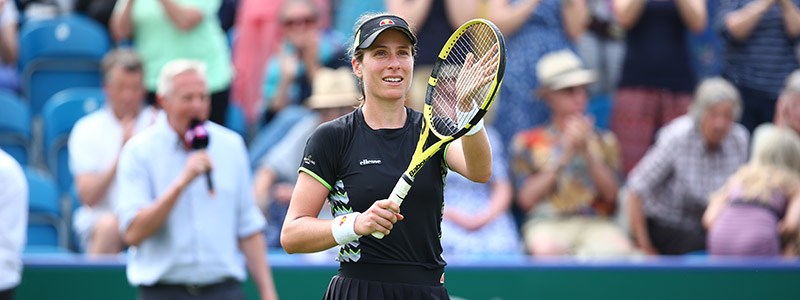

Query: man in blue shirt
[115,59,278,300]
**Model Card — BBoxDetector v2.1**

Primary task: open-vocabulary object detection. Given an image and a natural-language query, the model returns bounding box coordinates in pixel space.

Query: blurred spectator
[69,48,155,255]
[231,0,284,125]
[487,0,588,148]
[776,69,800,134]
[232,0,331,125]
[115,59,277,299]
[253,67,357,248]
[611,0,708,176]
[442,126,523,256]
[0,149,27,300]
[625,77,748,255]
[260,0,343,124]
[718,0,800,134]
[576,0,625,97]
[0,0,19,93]
[18,0,73,19]
[387,0,476,111]
[110,0,233,126]
[511,50,632,257]
[704,124,800,256]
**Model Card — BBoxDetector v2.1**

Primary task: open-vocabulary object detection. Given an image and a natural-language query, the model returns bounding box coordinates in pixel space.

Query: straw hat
[306,67,360,109]
[536,50,596,94]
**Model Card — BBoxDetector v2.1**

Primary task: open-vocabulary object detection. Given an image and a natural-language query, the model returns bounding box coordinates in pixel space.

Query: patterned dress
[441,127,523,255]
[494,0,575,148]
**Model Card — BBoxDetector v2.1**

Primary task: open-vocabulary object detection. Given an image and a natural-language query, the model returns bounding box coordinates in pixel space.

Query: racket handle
[371,174,414,239]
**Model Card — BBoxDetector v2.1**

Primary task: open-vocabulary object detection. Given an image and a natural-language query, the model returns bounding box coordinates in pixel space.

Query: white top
[1,0,18,27]
[0,149,27,290]
[115,117,265,286]
[69,106,155,238]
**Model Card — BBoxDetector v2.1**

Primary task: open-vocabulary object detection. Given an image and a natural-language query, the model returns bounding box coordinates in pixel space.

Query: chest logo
[359,159,382,166]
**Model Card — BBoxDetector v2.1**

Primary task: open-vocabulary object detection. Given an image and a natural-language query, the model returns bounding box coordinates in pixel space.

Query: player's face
[161,71,210,134]
[700,101,735,149]
[355,30,414,103]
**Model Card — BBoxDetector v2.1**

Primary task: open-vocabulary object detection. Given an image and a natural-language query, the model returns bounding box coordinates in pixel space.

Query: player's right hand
[357,199,405,236]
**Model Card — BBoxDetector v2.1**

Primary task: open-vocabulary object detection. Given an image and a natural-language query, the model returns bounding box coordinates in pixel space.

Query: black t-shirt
[300,107,447,270]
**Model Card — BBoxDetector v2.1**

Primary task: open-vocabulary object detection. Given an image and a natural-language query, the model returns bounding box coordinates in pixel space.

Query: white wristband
[465,119,484,136]
[331,212,362,245]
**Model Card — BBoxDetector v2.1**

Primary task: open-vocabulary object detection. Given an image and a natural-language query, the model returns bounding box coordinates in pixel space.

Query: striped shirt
[717,0,800,96]
[626,116,749,229]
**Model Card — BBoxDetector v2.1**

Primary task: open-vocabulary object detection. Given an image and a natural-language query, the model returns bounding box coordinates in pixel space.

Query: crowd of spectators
[3,0,800,275]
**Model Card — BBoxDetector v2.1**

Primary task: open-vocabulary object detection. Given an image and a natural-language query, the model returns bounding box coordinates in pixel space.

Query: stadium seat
[588,93,612,131]
[0,90,31,165]
[41,87,105,194]
[24,166,69,250]
[19,14,110,116]
[226,102,248,139]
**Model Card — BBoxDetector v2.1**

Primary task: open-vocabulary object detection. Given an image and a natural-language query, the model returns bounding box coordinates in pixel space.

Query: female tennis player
[280,13,493,299]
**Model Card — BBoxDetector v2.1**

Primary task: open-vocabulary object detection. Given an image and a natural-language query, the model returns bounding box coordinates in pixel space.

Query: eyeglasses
[282,16,317,27]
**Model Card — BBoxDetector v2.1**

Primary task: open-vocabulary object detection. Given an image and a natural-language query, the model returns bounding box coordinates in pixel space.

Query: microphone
[185,119,214,195]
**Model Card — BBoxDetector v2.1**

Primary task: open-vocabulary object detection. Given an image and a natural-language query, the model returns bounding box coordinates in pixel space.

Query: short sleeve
[115,137,154,233]
[298,121,346,191]
[68,118,104,175]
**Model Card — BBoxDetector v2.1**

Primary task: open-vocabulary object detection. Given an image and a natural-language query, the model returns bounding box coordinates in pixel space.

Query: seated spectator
[704,124,800,257]
[69,48,156,255]
[253,67,357,248]
[776,69,800,134]
[0,149,27,300]
[442,126,523,256]
[0,0,19,92]
[511,50,633,257]
[625,77,749,255]
[259,0,343,124]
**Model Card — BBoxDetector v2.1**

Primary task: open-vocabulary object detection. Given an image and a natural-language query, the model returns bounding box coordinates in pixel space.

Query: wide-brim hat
[537,49,596,94]
[353,14,417,51]
[306,67,360,109]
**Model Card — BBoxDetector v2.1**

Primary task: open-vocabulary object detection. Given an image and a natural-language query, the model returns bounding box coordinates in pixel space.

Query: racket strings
[430,24,498,137]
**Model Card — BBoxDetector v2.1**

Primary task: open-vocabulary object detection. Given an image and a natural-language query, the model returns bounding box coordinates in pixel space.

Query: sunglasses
[283,16,317,27]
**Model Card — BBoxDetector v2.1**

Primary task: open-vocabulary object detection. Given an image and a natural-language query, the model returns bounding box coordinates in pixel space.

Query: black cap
[353,15,417,51]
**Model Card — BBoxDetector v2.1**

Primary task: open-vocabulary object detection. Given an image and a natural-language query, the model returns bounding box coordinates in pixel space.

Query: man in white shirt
[0,149,27,300]
[69,48,155,255]
[115,59,278,300]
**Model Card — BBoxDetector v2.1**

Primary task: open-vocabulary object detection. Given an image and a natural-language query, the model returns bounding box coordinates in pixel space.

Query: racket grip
[371,174,414,239]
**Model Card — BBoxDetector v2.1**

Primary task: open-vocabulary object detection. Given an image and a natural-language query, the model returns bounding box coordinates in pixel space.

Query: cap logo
[379,19,395,26]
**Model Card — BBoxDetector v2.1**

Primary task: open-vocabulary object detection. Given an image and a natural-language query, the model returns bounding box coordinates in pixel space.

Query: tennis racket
[372,18,506,239]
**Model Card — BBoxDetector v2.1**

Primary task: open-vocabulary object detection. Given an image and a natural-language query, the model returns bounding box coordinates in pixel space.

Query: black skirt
[323,263,450,300]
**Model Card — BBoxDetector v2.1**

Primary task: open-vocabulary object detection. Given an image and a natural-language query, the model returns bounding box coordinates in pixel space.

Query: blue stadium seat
[24,166,68,250]
[41,87,105,194]
[19,14,110,116]
[0,90,31,165]
[588,93,612,131]
[226,102,248,139]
